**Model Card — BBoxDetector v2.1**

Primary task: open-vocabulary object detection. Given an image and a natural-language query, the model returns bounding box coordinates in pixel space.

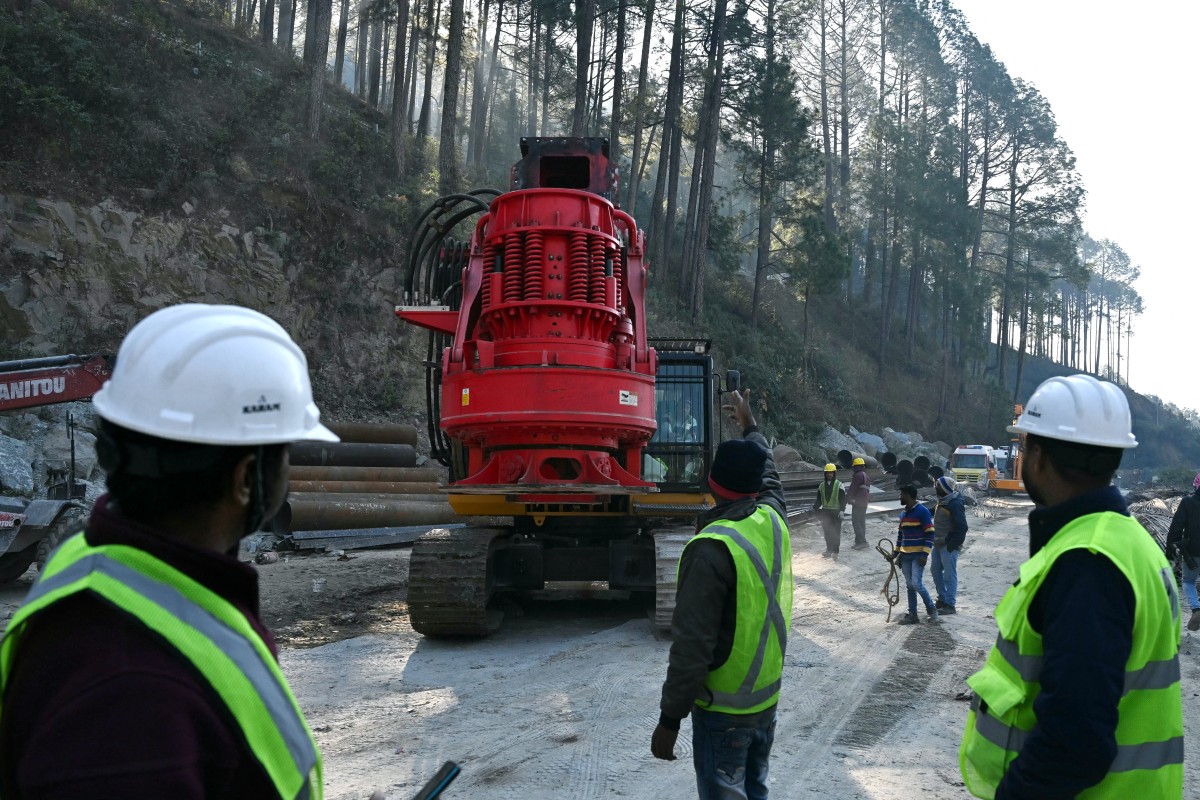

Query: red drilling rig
[397,137,739,636]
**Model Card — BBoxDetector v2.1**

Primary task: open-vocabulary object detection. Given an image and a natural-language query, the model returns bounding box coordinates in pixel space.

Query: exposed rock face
[0,194,291,348]
[0,193,427,424]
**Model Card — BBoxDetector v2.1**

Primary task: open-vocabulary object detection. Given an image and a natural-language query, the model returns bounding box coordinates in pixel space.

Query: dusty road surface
[2,499,1197,799]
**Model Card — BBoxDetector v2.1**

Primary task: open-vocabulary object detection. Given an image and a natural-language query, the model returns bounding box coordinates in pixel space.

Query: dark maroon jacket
[0,496,279,799]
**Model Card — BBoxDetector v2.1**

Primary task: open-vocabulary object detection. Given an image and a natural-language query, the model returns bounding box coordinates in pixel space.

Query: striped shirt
[897,502,934,554]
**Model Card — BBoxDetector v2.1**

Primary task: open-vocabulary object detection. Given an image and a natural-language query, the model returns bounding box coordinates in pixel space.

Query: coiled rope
[876,537,900,622]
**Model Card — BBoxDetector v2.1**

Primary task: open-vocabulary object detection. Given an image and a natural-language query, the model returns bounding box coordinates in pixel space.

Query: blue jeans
[691,706,776,800]
[899,552,935,616]
[930,545,959,607]
[1183,559,1200,611]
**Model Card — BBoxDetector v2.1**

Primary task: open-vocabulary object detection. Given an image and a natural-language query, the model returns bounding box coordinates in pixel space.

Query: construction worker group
[0,304,1187,799]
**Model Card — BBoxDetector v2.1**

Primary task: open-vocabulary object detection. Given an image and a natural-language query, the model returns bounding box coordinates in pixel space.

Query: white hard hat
[1008,374,1137,449]
[93,304,338,446]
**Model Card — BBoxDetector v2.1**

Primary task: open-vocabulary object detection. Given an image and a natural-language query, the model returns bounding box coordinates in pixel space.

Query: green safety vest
[0,534,323,800]
[818,479,843,510]
[959,511,1182,799]
[686,504,793,715]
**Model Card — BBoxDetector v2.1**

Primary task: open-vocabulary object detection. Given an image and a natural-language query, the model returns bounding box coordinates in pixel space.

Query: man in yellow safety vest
[0,304,338,799]
[960,374,1182,798]
[651,388,792,800]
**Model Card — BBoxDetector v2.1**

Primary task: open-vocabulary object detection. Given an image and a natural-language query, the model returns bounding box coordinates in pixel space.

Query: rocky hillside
[3,0,1197,487]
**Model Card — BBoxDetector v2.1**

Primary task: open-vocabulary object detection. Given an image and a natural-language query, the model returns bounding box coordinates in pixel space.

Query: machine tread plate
[408,526,506,636]
[652,527,695,632]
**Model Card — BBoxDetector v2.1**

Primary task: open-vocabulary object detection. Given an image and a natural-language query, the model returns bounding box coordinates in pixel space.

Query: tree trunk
[368,18,383,106]
[648,0,684,272]
[818,0,837,234]
[465,0,491,167]
[333,0,350,84]
[473,0,503,163]
[624,0,656,210]
[307,0,333,140]
[355,8,368,96]
[681,0,729,321]
[405,2,421,128]
[279,0,295,52]
[526,7,538,136]
[540,12,552,135]
[438,0,466,194]
[609,0,626,166]
[417,0,440,139]
[261,0,275,43]
[571,0,596,136]
[391,0,411,176]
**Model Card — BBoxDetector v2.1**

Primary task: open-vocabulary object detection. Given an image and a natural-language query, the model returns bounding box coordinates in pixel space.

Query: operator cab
[644,339,739,492]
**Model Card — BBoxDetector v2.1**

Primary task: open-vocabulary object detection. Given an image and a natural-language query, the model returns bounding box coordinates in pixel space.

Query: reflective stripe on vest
[818,480,843,510]
[689,505,793,714]
[0,534,322,800]
[959,511,1182,799]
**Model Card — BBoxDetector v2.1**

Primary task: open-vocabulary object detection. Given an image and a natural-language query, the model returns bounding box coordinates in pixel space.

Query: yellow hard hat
[852,457,865,467]
[824,463,837,472]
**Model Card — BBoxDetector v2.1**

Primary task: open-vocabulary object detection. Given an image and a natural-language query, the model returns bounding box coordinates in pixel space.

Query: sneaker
[1189,609,1200,632]
[935,599,946,610]
[851,542,870,551]
[896,613,920,625]
[939,605,957,615]
[927,608,940,623]
[821,551,832,559]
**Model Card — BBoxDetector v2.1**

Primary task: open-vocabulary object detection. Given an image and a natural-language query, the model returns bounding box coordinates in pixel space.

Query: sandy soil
[3,500,1197,799]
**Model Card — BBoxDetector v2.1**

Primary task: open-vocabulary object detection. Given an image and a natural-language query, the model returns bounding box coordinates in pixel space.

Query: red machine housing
[0,354,112,412]
[398,138,657,491]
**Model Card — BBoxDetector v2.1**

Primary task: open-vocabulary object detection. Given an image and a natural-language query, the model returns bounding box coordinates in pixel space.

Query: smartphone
[412,761,461,800]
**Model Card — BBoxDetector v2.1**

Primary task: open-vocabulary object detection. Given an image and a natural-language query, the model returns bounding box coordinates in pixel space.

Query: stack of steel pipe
[273,422,464,541]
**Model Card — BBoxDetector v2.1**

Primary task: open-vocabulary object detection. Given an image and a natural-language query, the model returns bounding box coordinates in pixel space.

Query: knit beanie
[708,439,767,500]
[935,475,957,495]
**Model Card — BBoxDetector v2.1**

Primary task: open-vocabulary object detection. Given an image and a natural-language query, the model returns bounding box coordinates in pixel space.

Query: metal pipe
[288,466,440,482]
[287,480,443,494]
[289,442,416,468]
[324,421,419,446]
[271,499,459,535]
[286,492,447,505]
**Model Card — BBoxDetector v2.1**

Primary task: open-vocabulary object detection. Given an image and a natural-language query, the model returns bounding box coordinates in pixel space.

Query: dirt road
[2,500,1197,798]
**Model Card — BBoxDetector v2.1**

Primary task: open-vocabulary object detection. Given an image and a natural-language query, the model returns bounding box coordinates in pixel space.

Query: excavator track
[408,526,507,636]
[652,526,695,632]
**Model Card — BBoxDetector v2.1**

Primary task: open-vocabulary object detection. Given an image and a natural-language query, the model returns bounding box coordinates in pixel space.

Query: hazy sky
[950,1,1197,411]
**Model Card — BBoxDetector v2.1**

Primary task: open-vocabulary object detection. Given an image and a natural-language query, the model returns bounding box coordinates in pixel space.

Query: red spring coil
[524,231,545,300]
[503,230,523,304]
[615,251,627,310]
[589,237,606,305]
[568,231,590,302]
[481,244,494,310]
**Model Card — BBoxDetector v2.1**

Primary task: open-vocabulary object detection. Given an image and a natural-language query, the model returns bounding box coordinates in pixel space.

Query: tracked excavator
[0,354,112,583]
[396,137,740,636]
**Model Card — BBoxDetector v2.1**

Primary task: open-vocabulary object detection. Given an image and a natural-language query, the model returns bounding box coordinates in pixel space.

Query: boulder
[773,444,805,472]
[854,431,888,455]
[816,426,858,457]
[933,440,953,458]
[0,434,34,497]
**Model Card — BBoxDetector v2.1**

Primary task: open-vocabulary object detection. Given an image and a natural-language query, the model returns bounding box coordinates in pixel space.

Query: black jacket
[658,427,786,729]
[995,485,1135,800]
[1166,491,1200,557]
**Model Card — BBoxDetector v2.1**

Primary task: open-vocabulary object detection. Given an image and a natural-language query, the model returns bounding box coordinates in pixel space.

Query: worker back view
[0,304,337,799]
[960,374,1182,798]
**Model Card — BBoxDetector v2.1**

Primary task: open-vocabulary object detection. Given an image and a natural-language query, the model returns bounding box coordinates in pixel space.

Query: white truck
[949,444,997,486]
